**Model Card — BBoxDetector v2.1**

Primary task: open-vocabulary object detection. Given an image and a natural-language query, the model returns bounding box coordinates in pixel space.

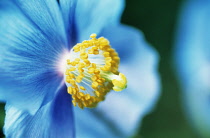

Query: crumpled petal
[0,0,67,114]
[4,86,74,138]
[74,0,124,42]
[74,25,160,137]
[175,0,210,137]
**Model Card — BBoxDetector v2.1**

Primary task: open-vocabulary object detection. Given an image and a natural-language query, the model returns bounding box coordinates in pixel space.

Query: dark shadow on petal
[4,85,75,138]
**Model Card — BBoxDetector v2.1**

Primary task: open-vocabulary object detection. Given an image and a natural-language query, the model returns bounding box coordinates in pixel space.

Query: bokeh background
[0,0,199,137]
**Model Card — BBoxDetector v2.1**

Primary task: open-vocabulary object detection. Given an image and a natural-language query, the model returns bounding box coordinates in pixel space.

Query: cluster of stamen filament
[65,34,127,109]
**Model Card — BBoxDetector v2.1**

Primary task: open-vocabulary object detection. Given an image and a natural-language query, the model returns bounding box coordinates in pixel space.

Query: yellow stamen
[64,34,127,109]
[80,86,86,91]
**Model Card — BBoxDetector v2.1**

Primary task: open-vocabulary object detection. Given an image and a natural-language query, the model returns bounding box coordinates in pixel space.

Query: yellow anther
[67,59,71,65]
[78,62,85,68]
[76,76,83,83]
[91,75,98,81]
[98,87,105,93]
[112,73,127,92]
[83,101,87,107]
[80,86,86,91]
[93,40,99,46]
[85,94,91,100]
[72,88,77,94]
[105,57,112,62]
[111,52,118,56]
[79,73,85,78]
[83,59,91,67]
[105,62,111,67]
[92,46,98,50]
[69,79,76,85]
[88,49,94,54]
[101,78,105,82]
[65,70,70,75]
[92,82,98,89]
[65,78,70,83]
[90,33,97,38]
[93,50,99,55]
[79,92,84,97]
[72,95,77,100]
[77,93,82,99]
[94,69,100,74]
[72,100,77,106]
[80,53,88,59]
[77,78,82,84]
[79,68,84,73]
[96,79,103,84]
[103,52,110,57]
[108,48,115,53]
[91,96,96,103]
[73,44,80,48]
[70,62,77,66]
[100,66,106,71]
[95,91,100,97]
[75,58,80,61]
[113,56,120,61]
[80,48,86,53]
[69,67,76,71]
[68,87,73,94]
[78,102,84,109]
[88,67,95,74]
[82,40,88,43]
[91,63,96,68]
[74,60,80,64]
[99,37,110,46]
[69,73,75,79]
[101,65,110,71]
[102,45,111,51]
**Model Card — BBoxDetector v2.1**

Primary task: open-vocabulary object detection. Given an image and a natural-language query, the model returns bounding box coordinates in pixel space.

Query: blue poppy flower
[175,0,210,137]
[0,0,160,137]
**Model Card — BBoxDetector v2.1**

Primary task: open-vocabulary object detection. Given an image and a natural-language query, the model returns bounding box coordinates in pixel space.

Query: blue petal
[59,0,77,47]
[74,25,160,137]
[0,0,67,114]
[175,0,210,137]
[74,0,124,42]
[4,86,74,138]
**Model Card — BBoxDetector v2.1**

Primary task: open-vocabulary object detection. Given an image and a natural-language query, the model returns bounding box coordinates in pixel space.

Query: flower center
[64,34,127,109]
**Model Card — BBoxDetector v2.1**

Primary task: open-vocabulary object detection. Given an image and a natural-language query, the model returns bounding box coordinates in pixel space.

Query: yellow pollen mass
[64,34,127,109]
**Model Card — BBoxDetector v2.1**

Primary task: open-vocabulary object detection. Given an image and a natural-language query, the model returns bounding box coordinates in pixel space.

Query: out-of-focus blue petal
[175,0,210,137]
[74,25,160,137]
[75,0,124,42]
[4,86,74,138]
[0,0,67,114]
[59,0,77,47]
